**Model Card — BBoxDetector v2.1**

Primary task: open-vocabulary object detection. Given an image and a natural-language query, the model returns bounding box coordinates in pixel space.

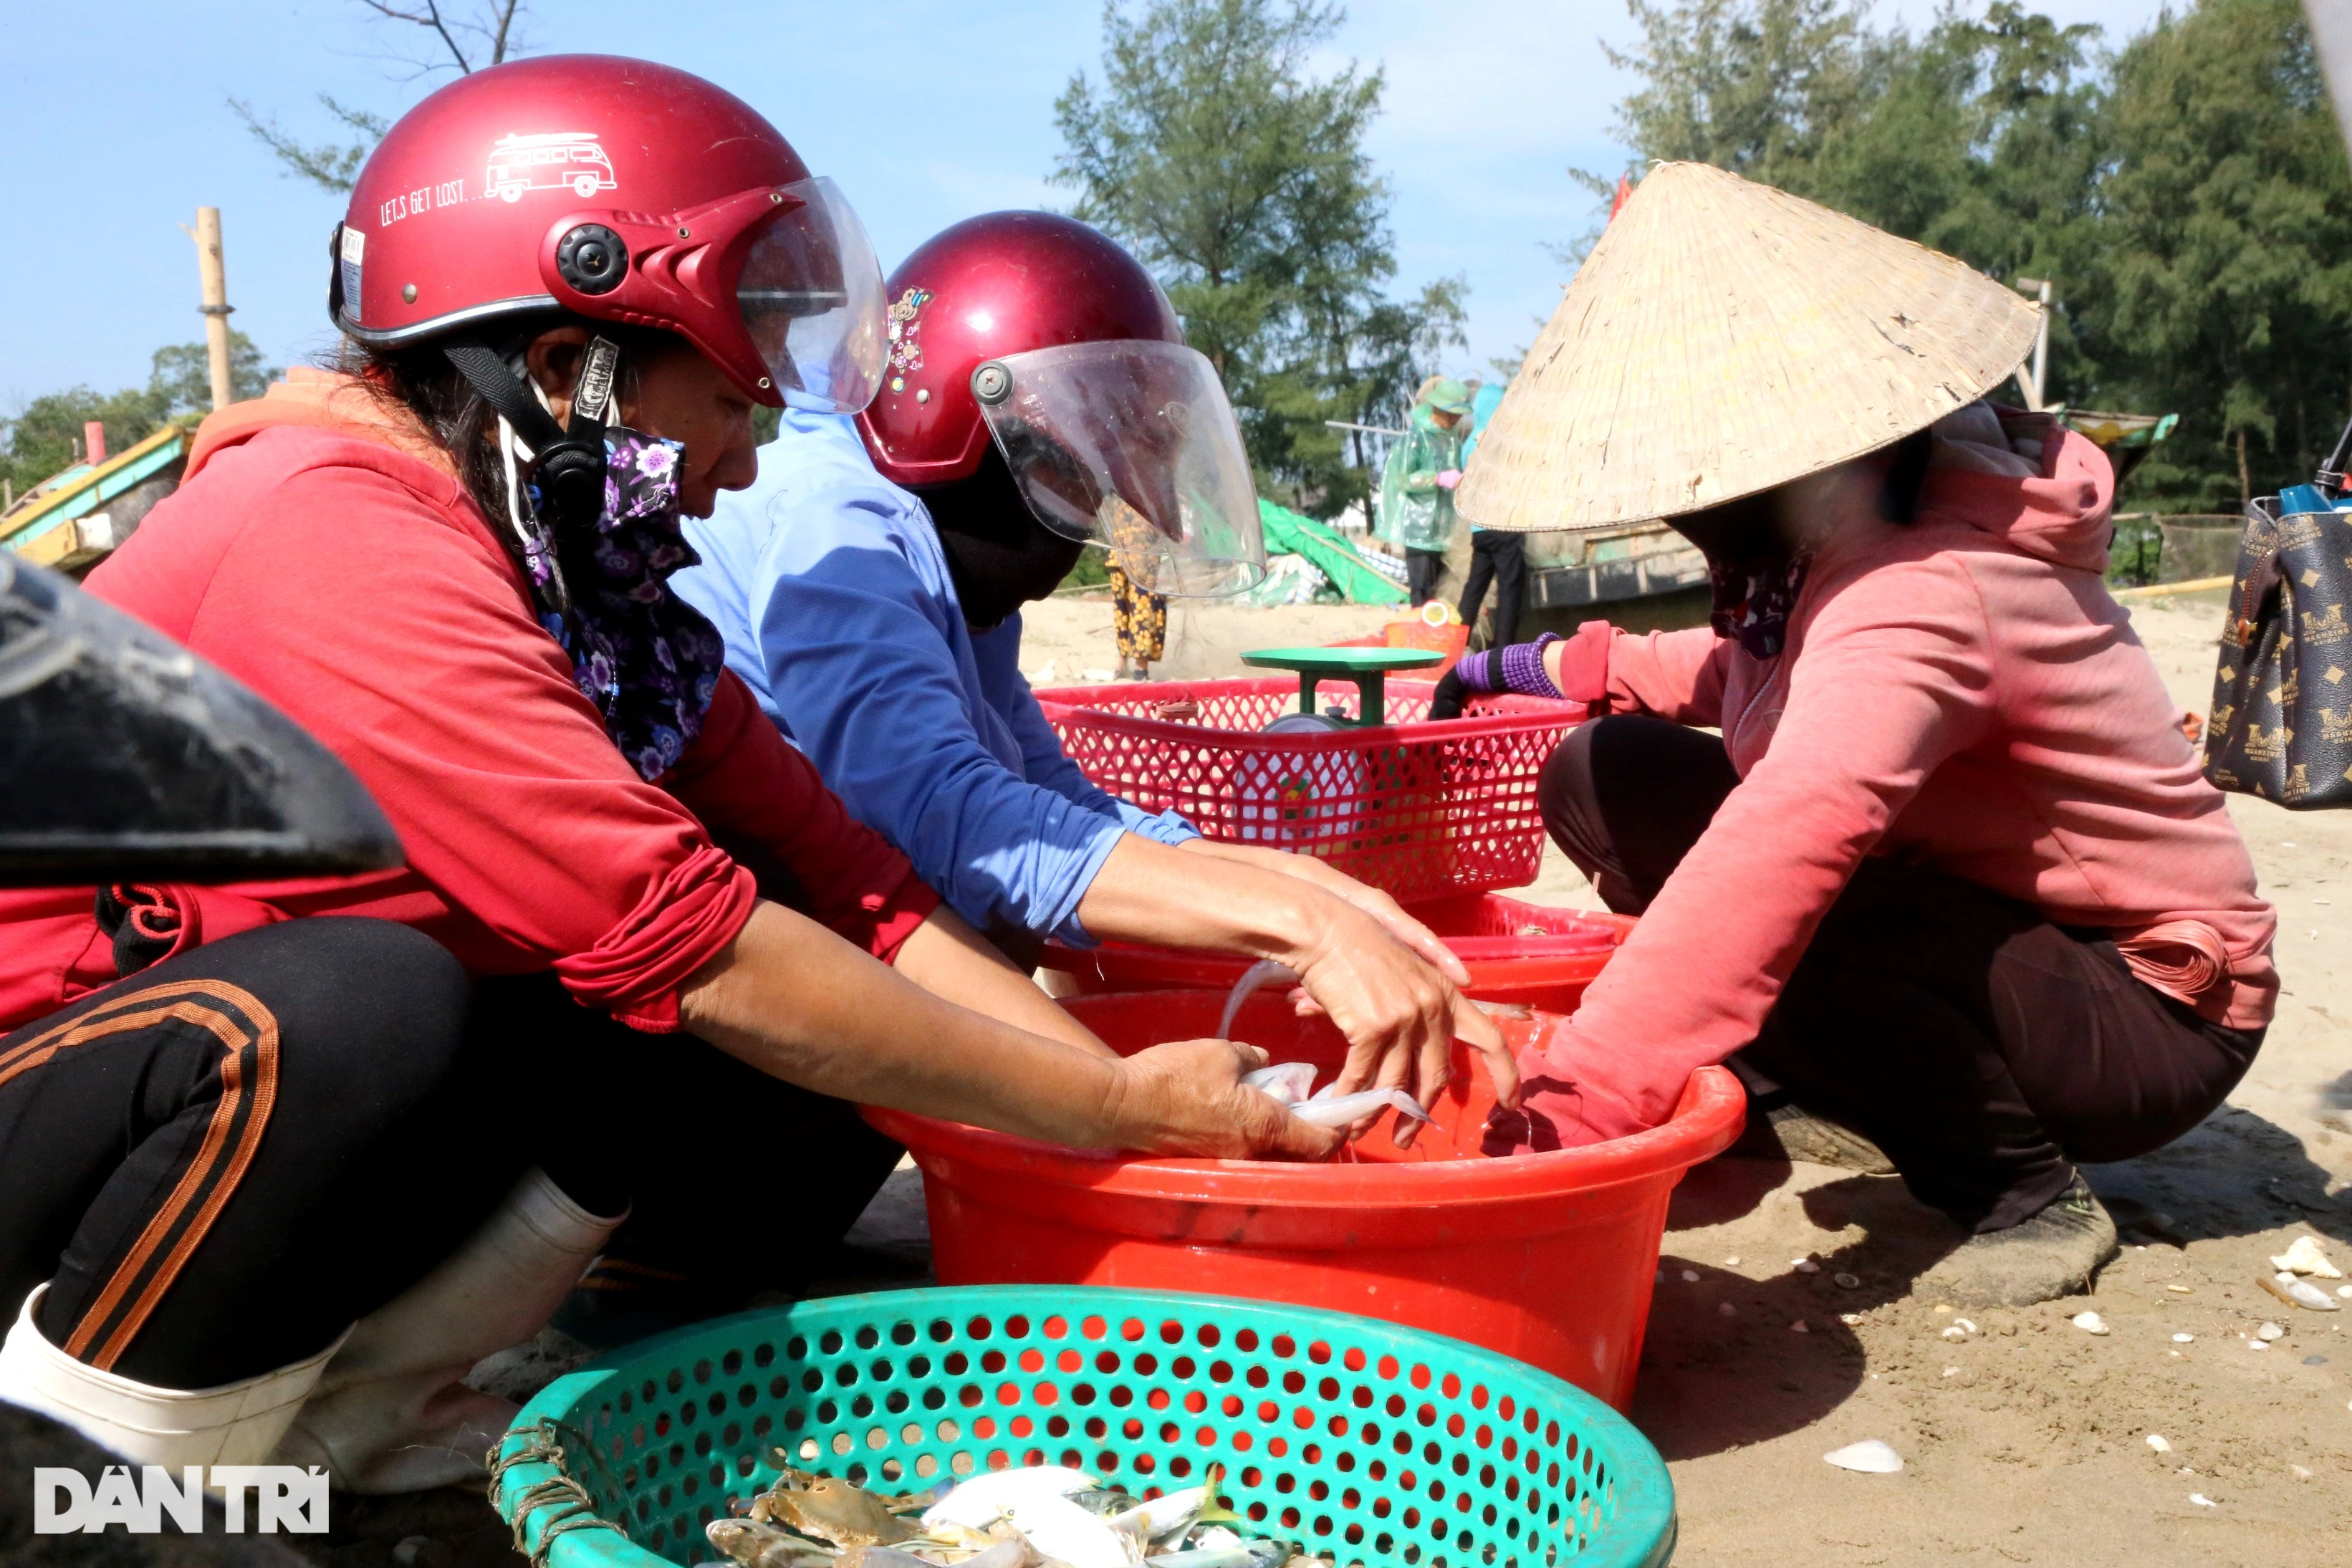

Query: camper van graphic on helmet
[486,131,618,202]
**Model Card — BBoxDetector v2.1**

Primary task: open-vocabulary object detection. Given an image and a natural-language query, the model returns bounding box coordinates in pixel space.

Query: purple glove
[1435,468,1463,490]
[1451,633,1565,701]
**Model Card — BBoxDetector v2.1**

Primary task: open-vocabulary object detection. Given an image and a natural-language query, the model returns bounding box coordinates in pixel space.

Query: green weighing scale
[1239,645,1443,730]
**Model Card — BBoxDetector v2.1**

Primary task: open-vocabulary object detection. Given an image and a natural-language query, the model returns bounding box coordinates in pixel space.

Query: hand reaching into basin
[1077,836,1519,1148]
[681,900,1348,1160]
[1106,1039,1348,1160]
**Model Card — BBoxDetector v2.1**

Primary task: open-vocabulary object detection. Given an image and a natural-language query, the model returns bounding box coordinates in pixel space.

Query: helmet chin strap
[443,336,620,536]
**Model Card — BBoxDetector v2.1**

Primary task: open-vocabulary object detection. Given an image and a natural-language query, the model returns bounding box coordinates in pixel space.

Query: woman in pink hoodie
[1444,167,2274,1309]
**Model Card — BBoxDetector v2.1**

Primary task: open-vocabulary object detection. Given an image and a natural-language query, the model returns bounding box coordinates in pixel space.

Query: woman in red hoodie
[1439,164,2274,1308]
[0,58,1484,1491]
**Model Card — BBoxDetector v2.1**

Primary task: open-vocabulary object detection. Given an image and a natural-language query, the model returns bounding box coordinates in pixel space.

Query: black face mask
[912,445,1085,632]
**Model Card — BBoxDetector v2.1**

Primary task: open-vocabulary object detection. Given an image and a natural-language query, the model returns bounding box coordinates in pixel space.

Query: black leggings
[0,918,899,1388]
[1405,548,1445,606]
[1539,716,2264,1231]
[1456,532,1527,648]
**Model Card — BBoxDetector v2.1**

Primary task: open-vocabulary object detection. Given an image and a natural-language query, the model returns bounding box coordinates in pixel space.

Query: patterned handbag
[2202,488,2352,808]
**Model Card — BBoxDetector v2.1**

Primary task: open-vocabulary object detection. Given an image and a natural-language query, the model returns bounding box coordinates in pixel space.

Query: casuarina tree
[1,335,279,502]
[1590,0,2351,510]
[1054,0,1467,515]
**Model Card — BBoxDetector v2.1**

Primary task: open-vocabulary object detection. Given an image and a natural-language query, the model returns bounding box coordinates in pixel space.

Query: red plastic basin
[863,989,1744,1410]
[1041,892,1638,1015]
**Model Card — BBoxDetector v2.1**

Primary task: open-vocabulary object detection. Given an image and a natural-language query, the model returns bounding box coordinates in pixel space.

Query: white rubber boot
[0,1284,342,1466]
[272,1167,623,1494]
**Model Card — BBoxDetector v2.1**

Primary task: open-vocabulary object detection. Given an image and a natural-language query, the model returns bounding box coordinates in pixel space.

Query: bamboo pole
[193,207,234,411]
[2015,276,2053,410]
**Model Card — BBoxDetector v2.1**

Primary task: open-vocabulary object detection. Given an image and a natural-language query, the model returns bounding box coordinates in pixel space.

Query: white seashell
[2071,1311,2108,1335]
[1954,1319,1977,1334]
[2292,1464,2313,1480]
[1724,1256,1742,1266]
[2249,1339,2270,1351]
[1822,1440,1903,1474]
[2283,1277,2341,1312]
[2272,1236,2343,1279]
[2189,1494,2216,1508]
[2146,1434,2171,1453]
[2341,1285,2352,1299]
[1941,1367,1959,1377]
[1839,1313,1864,1327]
[1792,1258,1820,1274]
[1941,1326,1967,1341]
[1790,1319,1809,1333]
[2173,1333,2194,1343]
[2256,1321,2285,1341]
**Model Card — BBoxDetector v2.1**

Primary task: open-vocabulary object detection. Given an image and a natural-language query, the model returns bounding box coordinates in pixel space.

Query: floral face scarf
[517,427,729,781]
[1709,552,1811,660]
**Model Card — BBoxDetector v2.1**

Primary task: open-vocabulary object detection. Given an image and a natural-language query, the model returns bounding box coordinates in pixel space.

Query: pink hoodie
[1543,408,2276,1137]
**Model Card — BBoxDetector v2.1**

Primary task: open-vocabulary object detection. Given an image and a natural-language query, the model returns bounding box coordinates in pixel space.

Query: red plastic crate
[1032,675,1587,900]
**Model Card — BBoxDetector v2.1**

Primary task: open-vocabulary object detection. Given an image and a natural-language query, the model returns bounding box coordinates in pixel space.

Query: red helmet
[333,54,885,412]
[857,212,1263,597]
[857,211,1179,484]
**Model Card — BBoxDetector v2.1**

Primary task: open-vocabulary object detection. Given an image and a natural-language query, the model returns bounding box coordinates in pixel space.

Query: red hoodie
[0,370,938,1034]
[1544,409,2276,1137]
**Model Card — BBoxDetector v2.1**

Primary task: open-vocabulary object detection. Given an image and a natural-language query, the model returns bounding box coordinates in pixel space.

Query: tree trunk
[2237,428,2251,510]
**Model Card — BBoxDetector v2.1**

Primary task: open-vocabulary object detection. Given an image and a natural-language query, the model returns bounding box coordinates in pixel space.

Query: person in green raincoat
[1376,376,1474,605]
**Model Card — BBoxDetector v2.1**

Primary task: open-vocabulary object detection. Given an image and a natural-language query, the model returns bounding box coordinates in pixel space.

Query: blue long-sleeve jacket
[674,410,1196,946]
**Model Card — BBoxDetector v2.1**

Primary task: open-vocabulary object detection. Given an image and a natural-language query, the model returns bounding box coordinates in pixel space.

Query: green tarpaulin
[1256,498,1407,607]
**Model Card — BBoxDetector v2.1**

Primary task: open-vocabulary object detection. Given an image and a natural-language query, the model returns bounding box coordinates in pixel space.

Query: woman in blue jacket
[678,211,1509,1115]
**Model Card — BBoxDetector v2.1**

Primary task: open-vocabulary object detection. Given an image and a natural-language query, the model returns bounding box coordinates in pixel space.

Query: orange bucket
[864,991,1745,1410]
[1042,893,1636,1015]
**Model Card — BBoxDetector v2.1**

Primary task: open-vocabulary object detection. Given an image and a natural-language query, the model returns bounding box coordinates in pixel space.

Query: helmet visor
[737,176,888,413]
[976,339,1266,597]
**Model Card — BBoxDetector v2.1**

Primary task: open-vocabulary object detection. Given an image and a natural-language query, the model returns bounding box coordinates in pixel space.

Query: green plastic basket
[491,1287,1674,1568]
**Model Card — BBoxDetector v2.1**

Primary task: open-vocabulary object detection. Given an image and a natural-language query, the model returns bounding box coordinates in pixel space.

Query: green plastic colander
[491,1287,1674,1568]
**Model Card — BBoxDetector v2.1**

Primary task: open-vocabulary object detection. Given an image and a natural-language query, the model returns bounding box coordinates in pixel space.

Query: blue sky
[1,0,2167,410]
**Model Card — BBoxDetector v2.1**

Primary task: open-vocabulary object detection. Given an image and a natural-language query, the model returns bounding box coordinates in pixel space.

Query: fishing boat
[1,425,191,575]
[1520,519,1709,613]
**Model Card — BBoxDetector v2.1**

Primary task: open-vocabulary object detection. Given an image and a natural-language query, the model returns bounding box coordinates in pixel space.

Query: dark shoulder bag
[2203,491,2352,808]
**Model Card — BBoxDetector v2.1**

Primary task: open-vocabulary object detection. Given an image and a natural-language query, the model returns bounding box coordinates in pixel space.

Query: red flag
[1610,175,1633,221]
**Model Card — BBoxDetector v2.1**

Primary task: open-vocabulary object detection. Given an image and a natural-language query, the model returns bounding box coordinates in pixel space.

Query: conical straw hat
[1454,162,2040,534]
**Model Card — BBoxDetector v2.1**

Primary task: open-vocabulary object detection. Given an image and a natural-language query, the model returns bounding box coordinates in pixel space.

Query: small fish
[1067,1489,1145,1519]
[903,1524,1006,1556]
[1001,1494,1144,1568]
[1105,1465,1236,1544]
[707,1519,840,1568]
[955,1541,1037,1568]
[837,1550,946,1568]
[923,1468,1100,1531]
[1143,1541,1287,1568]
[1289,1088,1431,1128]
[1240,1062,1317,1107]
[1219,960,1300,1039]
[1181,1528,1242,1552]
